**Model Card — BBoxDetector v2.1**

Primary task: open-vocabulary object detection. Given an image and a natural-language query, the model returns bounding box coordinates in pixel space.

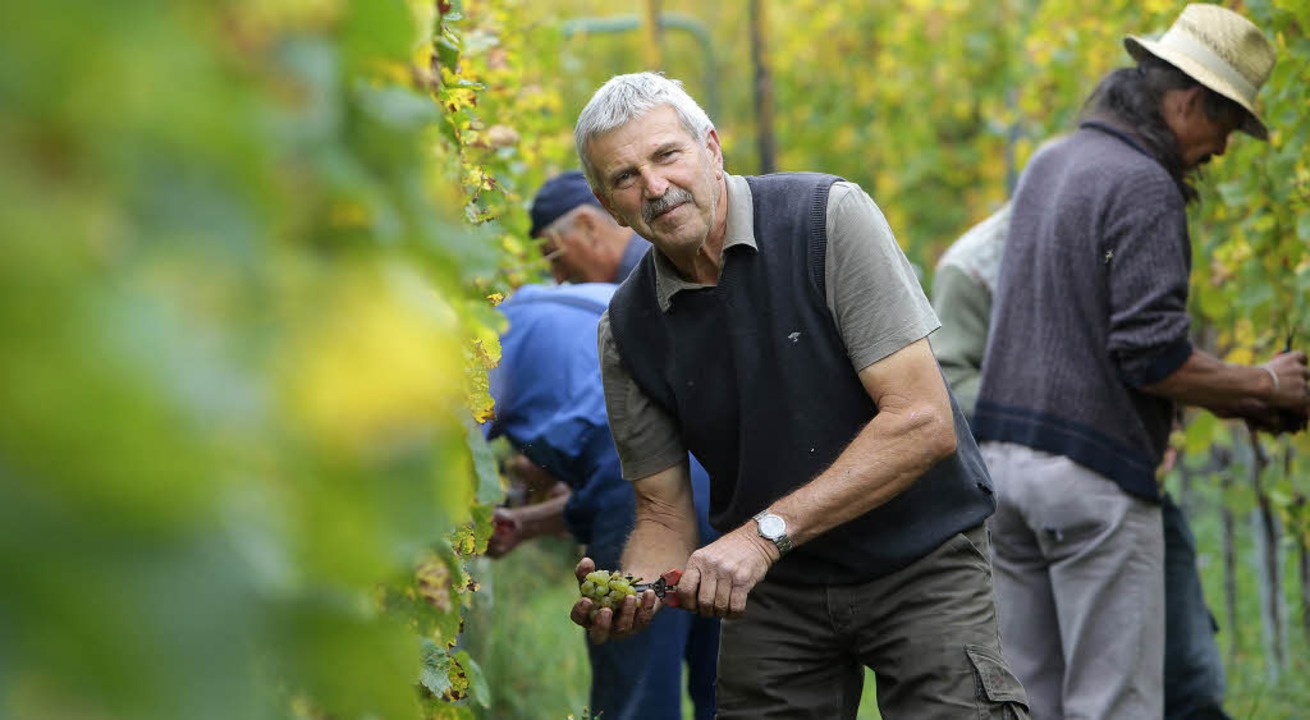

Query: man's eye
[614,173,634,188]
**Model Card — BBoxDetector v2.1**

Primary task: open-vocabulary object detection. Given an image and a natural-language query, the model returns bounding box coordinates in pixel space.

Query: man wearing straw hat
[974,5,1310,719]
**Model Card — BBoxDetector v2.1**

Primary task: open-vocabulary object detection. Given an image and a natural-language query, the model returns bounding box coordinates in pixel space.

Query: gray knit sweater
[974,124,1192,501]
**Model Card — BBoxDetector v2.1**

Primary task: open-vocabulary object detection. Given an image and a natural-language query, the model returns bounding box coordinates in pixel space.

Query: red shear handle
[660,568,682,608]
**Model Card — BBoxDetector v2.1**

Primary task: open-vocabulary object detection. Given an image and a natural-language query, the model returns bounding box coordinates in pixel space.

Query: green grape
[580,569,639,620]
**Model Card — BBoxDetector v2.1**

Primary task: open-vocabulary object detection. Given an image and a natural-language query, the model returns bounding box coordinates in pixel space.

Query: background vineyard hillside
[1,1,1306,719]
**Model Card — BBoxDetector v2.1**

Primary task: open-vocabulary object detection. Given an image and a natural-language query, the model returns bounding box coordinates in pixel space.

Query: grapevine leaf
[421,639,455,697]
[466,418,504,505]
[436,34,462,73]
[455,649,491,707]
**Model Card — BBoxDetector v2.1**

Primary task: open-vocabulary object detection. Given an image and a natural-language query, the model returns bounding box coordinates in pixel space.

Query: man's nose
[640,168,669,199]
[1213,128,1234,158]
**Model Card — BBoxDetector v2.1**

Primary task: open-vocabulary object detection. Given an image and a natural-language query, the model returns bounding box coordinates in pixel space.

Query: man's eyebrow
[604,140,687,185]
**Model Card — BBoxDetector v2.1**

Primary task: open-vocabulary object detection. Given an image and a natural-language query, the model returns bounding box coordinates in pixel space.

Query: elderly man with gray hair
[565,71,1029,719]
[976,5,1309,718]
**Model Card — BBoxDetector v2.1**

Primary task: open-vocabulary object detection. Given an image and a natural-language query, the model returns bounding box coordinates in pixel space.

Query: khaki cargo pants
[715,523,1030,719]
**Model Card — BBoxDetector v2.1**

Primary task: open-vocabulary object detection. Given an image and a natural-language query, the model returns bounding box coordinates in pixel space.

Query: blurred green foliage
[2,0,1307,718]
[462,543,592,720]
[0,0,516,718]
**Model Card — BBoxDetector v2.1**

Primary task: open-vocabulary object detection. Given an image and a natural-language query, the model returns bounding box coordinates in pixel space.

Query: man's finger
[574,557,597,584]
[587,607,613,644]
[677,566,702,613]
[728,583,750,619]
[609,594,641,637]
[696,572,720,619]
[712,571,733,617]
[635,589,659,626]
[569,597,595,628]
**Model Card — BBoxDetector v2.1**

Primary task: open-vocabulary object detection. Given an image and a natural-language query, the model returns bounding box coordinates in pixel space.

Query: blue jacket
[487,283,716,547]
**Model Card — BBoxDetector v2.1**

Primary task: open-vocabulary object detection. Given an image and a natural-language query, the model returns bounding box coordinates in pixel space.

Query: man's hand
[1258,350,1310,434]
[504,452,565,503]
[1262,350,1310,410]
[568,557,662,644]
[574,459,701,644]
[486,507,523,558]
[676,524,776,620]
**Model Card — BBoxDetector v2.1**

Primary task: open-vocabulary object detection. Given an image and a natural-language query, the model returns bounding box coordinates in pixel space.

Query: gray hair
[574,72,715,191]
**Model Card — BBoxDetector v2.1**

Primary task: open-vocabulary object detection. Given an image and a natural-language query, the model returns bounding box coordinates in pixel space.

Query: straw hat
[1124,3,1276,140]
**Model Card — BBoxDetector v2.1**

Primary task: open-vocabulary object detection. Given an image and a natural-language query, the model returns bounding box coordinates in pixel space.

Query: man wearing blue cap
[530,170,650,284]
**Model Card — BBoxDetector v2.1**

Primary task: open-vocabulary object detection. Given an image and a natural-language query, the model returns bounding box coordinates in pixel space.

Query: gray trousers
[715,524,1029,719]
[982,442,1165,720]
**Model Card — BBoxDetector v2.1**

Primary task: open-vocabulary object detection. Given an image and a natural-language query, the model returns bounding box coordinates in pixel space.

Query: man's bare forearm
[513,494,570,539]
[770,338,958,549]
[619,461,700,579]
[771,396,955,548]
[1142,348,1272,409]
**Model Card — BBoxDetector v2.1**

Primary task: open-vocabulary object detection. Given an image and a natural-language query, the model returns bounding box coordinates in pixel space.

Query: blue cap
[529,171,603,237]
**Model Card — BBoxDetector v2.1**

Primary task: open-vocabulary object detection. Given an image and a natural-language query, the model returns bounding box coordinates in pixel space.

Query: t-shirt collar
[652,174,757,312]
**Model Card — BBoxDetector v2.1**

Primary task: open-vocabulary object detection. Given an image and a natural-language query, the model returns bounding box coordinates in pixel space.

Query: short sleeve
[824,182,940,371]
[597,311,687,480]
[929,263,991,418]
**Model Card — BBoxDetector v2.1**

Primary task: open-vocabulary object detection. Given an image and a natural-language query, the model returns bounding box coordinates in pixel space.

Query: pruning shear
[632,569,683,608]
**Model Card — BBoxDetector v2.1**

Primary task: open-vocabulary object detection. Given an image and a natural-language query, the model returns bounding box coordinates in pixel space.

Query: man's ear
[704,128,725,177]
[1168,85,1206,120]
[573,207,604,248]
[593,189,629,228]
[1159,87,1189,127]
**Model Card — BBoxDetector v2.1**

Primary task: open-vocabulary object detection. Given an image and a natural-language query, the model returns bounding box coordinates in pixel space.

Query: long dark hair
[1081,56,1244,202]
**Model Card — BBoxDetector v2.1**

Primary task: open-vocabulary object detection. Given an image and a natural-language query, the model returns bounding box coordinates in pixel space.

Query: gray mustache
[642,188,694,225]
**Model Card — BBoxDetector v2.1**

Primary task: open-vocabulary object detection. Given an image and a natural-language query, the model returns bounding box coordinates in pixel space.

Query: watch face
[759,515,785,538]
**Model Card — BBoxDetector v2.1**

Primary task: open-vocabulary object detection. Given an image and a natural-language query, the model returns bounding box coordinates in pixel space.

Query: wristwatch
[753,510,794,555]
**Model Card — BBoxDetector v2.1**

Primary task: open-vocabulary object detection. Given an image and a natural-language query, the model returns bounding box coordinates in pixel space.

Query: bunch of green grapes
[580,569,639,618]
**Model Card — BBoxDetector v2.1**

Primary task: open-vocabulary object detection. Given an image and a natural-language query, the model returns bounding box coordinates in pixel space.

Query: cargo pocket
[966,645,1030,720]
